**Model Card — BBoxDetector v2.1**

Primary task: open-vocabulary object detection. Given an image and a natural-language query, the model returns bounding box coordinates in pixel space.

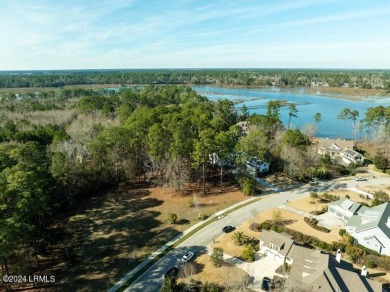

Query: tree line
[0,69,390,90]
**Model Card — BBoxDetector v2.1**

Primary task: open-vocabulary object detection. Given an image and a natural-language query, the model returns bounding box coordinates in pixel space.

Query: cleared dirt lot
[52,183,248,291]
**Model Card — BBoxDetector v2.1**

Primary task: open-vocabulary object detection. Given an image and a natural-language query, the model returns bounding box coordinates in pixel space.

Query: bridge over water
[235,101,312,110]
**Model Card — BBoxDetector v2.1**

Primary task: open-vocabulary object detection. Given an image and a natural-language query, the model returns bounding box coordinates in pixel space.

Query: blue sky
[1,0,390,70]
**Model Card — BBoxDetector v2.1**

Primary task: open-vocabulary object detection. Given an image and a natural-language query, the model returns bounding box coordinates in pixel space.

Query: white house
[317,138,353,159]
[340,149,364,165]
[328,197,365,221]
[345,202,390,256]
[245,158,270,173]
[259,230,294,265]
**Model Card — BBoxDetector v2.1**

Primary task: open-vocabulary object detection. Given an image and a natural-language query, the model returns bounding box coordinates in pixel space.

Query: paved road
[125,175,390,292]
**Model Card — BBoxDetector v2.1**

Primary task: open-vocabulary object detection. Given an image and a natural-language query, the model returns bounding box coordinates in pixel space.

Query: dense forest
[0,84,389,290]
[1,69,390,90]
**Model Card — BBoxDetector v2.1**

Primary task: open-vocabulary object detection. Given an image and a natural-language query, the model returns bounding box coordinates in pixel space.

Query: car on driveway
[164,267,179,278]
[261,277,271,291]
[182,251,195,263]
[355,176,367,181]
[222,225,235,233]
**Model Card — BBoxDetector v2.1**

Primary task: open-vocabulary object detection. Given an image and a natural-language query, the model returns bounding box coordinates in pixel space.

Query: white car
[181,251,195,263]
[355,177,367,181]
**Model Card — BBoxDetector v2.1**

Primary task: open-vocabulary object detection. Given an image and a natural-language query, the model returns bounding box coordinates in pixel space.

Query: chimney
[336,249,341,263]
[361,265,368,277]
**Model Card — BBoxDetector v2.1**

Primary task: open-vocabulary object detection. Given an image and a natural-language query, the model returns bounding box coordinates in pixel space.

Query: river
[192,86,390,139]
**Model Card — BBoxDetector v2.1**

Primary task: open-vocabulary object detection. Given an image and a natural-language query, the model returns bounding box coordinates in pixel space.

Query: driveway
[211,247,280,290]
[316,212,345,229]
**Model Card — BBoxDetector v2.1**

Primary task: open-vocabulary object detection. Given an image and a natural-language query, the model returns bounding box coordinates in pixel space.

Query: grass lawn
[49,183,247,291]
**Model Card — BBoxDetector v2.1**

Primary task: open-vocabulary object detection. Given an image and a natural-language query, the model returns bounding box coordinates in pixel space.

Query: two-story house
[259,230,294,265]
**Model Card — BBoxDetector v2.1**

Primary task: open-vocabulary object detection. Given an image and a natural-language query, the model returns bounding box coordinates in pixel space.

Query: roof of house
[286,246,382,291]
[343,149,363,157]
[346,202,390,235]
[259,230,294,257]
[317,138,353,150]
[329,197,363,214]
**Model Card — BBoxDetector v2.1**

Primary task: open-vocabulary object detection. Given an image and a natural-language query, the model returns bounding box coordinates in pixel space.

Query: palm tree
[347,110,359,144]
[287,104,298,129]
[337,108,351,138]
[232,231,248,246]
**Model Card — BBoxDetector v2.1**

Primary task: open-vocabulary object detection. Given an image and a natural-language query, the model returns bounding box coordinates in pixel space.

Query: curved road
[125,175,389,291]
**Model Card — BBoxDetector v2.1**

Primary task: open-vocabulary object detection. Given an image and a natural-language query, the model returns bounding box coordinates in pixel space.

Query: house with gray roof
[328,197,366,221]
[286,246,384,291]
[259,230,294,264]
[345,202,390,256]
[340,148,364,165]
[317,138,364,165]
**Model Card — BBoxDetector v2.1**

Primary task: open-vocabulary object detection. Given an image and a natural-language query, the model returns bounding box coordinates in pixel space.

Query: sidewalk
[278,204,313,218]
[108,196,261,292]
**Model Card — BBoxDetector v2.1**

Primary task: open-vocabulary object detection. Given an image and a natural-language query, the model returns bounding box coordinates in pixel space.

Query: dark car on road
[222,225,235,233]
[164,267,179,278]
[261,277,271,291]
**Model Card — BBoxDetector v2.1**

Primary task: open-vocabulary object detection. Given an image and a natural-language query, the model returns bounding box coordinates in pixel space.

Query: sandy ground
[177,253,249,287]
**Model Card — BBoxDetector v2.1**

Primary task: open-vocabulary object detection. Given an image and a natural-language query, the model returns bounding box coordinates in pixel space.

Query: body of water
[193,86,390,139]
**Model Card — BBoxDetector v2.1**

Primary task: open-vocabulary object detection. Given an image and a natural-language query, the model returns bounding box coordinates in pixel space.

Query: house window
[270,243,280,251]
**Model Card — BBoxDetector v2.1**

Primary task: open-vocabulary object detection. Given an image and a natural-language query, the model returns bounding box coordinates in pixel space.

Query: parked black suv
[222,225,235,233]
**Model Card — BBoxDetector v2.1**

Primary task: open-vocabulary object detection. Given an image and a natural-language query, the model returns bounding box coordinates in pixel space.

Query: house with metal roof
[340,148,364,165]
[285,246,383,291]
[345,202,390,256]
[328,197,366,221]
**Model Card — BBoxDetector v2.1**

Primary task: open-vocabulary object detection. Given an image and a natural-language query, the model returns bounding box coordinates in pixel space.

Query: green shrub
[242,245,255,262]
[188,197,194,207]
[167,213,177,224]
[344,234,355,245]
[365,258,377,269]
[211,247,224,267]
[339,229,346,236]
[271,225,283,233]
[345,194,350,199]
[261,222,271,230]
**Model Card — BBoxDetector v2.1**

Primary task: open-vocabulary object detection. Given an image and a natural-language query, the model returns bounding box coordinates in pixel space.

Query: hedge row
[304,217,331,233]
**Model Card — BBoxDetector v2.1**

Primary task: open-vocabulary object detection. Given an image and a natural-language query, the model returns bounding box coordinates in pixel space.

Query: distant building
[317,138,363,165]
[245,158,270,173]
[340,149,364,165]
[235,121,250,136]
[317,138,353,158]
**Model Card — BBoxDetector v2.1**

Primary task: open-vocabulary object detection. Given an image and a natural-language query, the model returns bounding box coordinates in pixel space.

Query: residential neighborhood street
[124,174,389,292]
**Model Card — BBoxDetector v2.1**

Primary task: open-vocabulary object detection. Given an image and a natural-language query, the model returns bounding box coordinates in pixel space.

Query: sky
[1,0,390,70]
